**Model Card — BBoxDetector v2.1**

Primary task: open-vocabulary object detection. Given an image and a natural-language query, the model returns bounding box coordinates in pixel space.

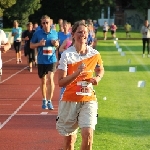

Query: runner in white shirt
[0,29,11,76]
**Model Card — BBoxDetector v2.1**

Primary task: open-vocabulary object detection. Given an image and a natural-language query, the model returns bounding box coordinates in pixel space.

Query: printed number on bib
[76,81,93,96]
[43,46,53,56]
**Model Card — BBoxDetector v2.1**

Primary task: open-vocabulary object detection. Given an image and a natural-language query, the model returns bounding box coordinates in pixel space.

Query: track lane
[0,48,63,150]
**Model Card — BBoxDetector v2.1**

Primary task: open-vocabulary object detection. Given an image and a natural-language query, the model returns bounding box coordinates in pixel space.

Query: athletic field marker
[137,81,145,87]
[129,67,136,72]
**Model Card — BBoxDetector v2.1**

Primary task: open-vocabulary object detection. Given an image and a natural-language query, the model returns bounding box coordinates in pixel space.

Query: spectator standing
[140,20,150,58]
[30,15,59,110]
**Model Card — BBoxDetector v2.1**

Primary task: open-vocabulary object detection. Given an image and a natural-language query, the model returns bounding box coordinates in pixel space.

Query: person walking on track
[30,15,59,110]
[56,20,104,150]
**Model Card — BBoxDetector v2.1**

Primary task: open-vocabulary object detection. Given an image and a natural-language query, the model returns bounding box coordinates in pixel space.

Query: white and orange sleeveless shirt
[58,45,103,102]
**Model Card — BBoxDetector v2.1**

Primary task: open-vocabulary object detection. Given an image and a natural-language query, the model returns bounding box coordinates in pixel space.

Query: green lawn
[96,27,141,39]
[75,39,150,149]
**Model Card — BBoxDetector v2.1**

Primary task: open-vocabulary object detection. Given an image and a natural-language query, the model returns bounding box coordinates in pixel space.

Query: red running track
[0,48,63,150]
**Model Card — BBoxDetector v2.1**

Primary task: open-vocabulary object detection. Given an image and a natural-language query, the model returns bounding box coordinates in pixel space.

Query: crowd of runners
[0,15,105,150]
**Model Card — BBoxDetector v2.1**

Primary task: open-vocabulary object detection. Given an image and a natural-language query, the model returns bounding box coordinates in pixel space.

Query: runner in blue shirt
[30,15,59,110]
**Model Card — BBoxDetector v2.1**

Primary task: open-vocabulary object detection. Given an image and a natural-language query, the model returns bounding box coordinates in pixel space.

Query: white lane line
[3,57,16,64]
[2,54,24,64]
[0,66,27,84]
[122,43,150,73]
[41,112,48,115]
[0,87,40,130]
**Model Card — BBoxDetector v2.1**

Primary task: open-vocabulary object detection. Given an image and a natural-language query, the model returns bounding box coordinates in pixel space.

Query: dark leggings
[28,49,35,63]
[14,41,21,53]
[142,38,150,54]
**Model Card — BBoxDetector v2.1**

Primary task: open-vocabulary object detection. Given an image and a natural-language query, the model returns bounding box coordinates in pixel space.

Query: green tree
[0,0,16,16]
[4,0,41,27]
[36,0,115,24]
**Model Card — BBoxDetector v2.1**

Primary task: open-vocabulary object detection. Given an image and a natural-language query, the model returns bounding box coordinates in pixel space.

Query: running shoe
[29,67,32,72]
[47,101,54,110]
[42,100,48,109]
[19,59,22,63]
[0,69,2,75]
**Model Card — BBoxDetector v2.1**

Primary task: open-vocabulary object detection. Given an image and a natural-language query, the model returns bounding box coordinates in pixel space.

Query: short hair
[63,20,68,24]
[41,15,50,20]
[13,20,18,23]
[26,22,33,26]
[72,20,88,33]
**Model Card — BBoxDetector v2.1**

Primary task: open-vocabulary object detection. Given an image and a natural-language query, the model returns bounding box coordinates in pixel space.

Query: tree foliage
[0,0,16,16]
[3,0,149,28]
[131,0,150,18]
[31,0,115,24]
[4,0,41,27]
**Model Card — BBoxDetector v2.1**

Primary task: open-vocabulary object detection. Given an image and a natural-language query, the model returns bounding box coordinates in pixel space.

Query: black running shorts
[37,63,57,78]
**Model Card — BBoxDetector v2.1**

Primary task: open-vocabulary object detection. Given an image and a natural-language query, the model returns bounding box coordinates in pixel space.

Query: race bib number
[76,81,93,96]
[16,38,21,42]
[43,46,53,55]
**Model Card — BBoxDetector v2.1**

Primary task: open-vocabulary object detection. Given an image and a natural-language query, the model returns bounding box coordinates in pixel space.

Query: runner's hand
[0,45,7,53]
[25,36,29,40]
[51,40,59,48]
[39,38,46,46]
[89,77,100,85]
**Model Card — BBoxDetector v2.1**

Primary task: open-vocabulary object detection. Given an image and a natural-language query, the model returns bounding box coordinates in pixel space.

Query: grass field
[75,39,150,150]
[96,27,141,39]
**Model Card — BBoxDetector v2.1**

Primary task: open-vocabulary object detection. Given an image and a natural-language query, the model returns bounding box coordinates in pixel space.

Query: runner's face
[14,22,18,28]
[63,23,68,31]
[41,19,50,30]
[145,21,149,26]
[73,25,88,45]
[27,24,33,31]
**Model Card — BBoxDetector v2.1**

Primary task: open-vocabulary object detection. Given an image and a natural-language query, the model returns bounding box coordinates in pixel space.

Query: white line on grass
[0,87,40,130]
[0,66,27,84]
[122,43,150,73]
